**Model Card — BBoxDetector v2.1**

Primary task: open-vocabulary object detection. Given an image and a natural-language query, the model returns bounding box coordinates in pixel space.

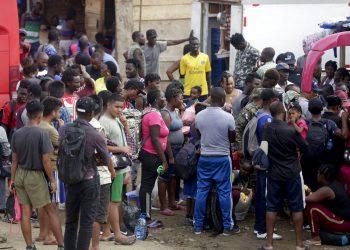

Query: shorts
[95,184,111,224]
[111,174,124,202]
[15,168,50,209]
[266,173,304,213]
[183,177,197,198]
[159,145,181,182]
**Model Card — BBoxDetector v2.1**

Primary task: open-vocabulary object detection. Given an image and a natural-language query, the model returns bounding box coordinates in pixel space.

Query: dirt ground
[0,209,348,250]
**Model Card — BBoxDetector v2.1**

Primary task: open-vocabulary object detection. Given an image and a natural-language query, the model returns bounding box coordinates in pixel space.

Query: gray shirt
[143,41,167,75]
[232,93,247,119]
[103,53,120,73]
[12,126,53,170]
[128,42,146,75]
[195,107,235,156]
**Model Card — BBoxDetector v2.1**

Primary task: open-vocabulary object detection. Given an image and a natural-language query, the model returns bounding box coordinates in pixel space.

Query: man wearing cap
[254,89,282,240]
[230,33,260,90]
[274,63,293,94]
[59,96,111,249]
[256,47,276,79]
[283,52,302,87]
[322,95,349,169]
[180,37,211,101]
[143,29,193,75]
[235,87,263,151]
[19,29,31,62]
[299,80,319,120]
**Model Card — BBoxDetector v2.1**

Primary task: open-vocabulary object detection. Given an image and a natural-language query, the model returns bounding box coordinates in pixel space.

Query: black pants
[64,177,100,250]
[139,149,161,218]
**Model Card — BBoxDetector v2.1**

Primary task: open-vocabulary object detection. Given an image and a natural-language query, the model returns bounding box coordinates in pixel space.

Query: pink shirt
[288,118,308,139]
[142,110,169,155]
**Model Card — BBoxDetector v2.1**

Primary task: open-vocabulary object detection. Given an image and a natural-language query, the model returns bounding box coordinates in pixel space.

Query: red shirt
[61,92,79,121]
[1,101,26,129]
[19,42,31,62]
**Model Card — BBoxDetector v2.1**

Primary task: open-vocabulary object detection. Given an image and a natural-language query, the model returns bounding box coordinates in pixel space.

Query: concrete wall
[132,0,193,81]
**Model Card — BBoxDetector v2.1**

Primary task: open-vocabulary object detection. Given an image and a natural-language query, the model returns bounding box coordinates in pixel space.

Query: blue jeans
[64,177,100,250]
[0,177,6,210]
[254,170,267,234]
[194,155,233,230]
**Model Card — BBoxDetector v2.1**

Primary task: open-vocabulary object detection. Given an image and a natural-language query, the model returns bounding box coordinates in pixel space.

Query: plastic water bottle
[327,138,333,150]
[134,213,148,240]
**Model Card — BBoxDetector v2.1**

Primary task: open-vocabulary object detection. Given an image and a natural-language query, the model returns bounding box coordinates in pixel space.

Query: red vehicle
[0,0,21,106]
[301,31,350,93]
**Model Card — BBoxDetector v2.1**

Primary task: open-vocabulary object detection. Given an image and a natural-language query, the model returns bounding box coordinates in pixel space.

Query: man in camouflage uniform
[235,88,263,151]
[231,33,260,90]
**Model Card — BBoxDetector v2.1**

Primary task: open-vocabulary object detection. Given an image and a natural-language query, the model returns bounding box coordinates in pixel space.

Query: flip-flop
[43,239,58,245]
[160,208,175,216]
[100,234,115,241]
[148,219,164,229]
[170,204,186,211]
[115,235,136,245]
[304,239,321,246]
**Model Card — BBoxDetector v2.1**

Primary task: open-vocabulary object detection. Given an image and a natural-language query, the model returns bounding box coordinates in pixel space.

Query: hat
[260,88,277,101]
[335,90,350,107]
[283,52,296,65]
[251,87,263,99]
[276,63,290,71]
[19,28,27,36]
[326,95,342,107]
[76,96,95,114]
[308,97,324,114]
[124,79,146,95]
[146,29,157,38]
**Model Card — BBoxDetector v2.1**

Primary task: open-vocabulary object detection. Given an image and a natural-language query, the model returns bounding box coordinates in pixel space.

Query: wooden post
[340,46,345,68]
[115,0,133,79]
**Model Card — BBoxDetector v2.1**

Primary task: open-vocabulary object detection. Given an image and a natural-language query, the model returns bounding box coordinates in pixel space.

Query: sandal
[100,234,114,241]
[115,235,136,245]
[170,204,186,211]
[43,239,58,245]
[160,208,175,216]
[304,239,321,246]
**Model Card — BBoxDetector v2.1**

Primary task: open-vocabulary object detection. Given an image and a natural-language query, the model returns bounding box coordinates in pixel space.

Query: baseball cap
[146,29,157,38]
[260,88,278,101]
[326,95,342,107]
[308,97,324,114]
[124,79,146,95]
[283,52,296,65]
[76,96,95,114]
[19,28,27,36]
[276,63,290,71]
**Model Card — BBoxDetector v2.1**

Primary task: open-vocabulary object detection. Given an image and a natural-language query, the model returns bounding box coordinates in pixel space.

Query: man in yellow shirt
[180,38,211,101]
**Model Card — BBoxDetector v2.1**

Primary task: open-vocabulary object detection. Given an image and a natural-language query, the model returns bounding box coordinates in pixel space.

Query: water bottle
[327,138,333,150]
[340,235,349,245]
[134,213,148,241]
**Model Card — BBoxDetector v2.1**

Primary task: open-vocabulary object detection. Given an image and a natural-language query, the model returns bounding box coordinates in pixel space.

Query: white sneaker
[254,230,258,234]
[257,233,282,240]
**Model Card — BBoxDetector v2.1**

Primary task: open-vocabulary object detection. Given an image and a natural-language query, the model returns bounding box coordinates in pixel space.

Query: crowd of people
[1,5,350,250]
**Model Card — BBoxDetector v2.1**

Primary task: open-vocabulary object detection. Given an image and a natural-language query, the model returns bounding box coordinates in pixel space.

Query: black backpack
[306,119,329,157]
[57,121,87,184]
[174,140,199,180]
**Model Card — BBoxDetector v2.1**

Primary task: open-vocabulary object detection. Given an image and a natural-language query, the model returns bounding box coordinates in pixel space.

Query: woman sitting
[305,164,350,246]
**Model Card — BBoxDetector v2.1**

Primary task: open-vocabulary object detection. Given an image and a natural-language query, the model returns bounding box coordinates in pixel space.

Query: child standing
[288,104,308,139]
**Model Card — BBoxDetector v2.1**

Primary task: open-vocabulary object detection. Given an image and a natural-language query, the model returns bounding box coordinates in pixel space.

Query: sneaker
[257,233,282,240]
[303,225,311,231]
[184,217,194,226]
[222,225,240,236]
[194,228,202,235]
[26,245,37,250]
[120,224,128,236]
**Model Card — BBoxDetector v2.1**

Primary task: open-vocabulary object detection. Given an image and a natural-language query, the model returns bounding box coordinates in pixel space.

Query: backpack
[174,140,199,180]
[242,113,269,159]
[306,119,329,158]
[123,108,142,160]
[57,121,87,184]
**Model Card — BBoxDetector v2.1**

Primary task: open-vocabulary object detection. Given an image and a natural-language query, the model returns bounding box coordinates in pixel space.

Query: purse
[107,139,132,170]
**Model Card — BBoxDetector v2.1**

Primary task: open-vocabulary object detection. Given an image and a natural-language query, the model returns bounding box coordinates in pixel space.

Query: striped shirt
[23,13,41,43]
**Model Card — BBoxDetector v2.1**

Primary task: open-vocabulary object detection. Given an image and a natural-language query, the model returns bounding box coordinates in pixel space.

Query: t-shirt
[288,119,308,139]
[86,65,101,80]
[95,77,107,95]
[180,52,212,96]
[195,107,235,156]
[141,109,169,155]
[61,92,79,121]
[11,126,53,170]
[39,120,59,170]
[99,115,127,147]
[143,41,167,75]
[22,13,42,44]
[1,101,25,129]
[103,53,120,73]
[256,61,276,79]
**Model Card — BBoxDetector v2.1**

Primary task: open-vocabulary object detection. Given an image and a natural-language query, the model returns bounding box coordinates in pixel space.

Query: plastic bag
[182,105,196,124]
[14,191,21,221]
[123,203,141,232]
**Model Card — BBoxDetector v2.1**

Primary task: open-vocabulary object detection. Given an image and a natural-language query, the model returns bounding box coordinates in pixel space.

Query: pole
[139,0,142,31]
